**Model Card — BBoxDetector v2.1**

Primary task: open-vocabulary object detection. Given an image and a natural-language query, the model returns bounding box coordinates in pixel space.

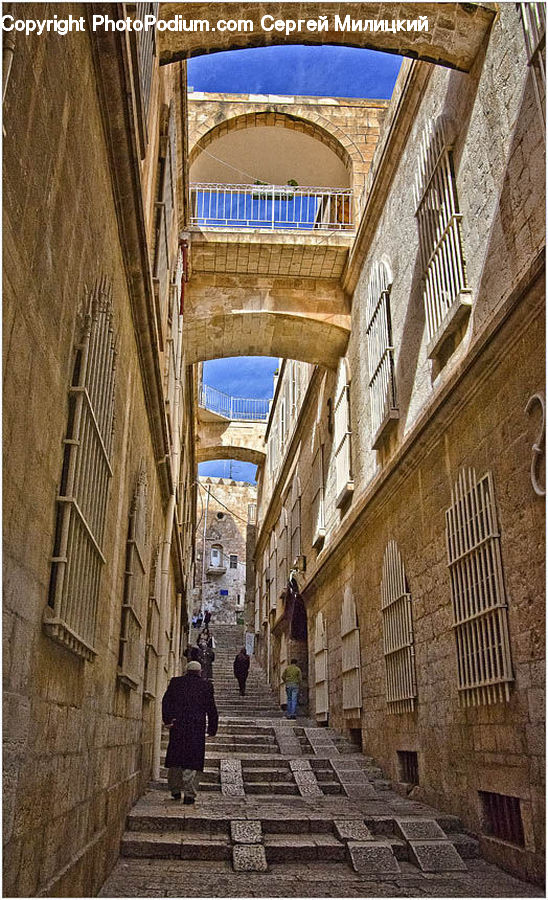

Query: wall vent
[479,791,525,847]
[398,750,419,785]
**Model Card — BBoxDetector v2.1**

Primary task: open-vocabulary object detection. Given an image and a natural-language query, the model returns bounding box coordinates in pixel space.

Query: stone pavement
[99,626,543,898]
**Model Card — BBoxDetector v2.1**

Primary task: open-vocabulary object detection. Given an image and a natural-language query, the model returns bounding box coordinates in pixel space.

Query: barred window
[341,587,362,718]
[279,632,289,704]
[254,573,260,634]
[381,541,417,713]
[290,474,301,563]
[279,397,287,454]
[311,442,326,549]
[153,101,177,342]
[230,554,238,569]
[414,117,471,357]
[334,358,354,508]
[517,2,546,131]
[314,611,329,722]
[118,466,149,688]
[268,532,277,612]
[45,277,116,661]
[366,260,398,447]
[143,546,161,699]
[130,2,159,154]
[277,508,289,612]
[446,469,514,707]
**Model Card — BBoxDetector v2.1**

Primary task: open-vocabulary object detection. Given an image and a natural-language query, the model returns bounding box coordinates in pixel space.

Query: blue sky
[194,45,402,483]
[188,45,401,99]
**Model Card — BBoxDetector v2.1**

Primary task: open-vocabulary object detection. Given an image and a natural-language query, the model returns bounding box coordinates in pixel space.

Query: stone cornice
[342,60,433,296]
[88,9,173,503]
[303,248,546,597]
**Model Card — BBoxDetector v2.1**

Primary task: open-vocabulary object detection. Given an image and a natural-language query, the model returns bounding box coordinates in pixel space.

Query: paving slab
[408,840,468,872]
[347,840,401,874]
[230,820,262,843]
[396,818,448,842]
[334,819,374,842]
[232,844,268,872]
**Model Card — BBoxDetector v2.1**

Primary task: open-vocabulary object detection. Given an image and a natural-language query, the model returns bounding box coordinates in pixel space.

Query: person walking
[233,647,250,696]
[204,609,212,626]
[281,658,302,719]
[162,660,218,804]
[198,634,215,680]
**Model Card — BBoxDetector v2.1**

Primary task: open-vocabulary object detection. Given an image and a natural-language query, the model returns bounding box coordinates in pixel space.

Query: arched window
[45,277,117,661]
[277,507,289,611]
[366,259,398,447]
[414,116,471,357]
[311,374,327,548]
[279,632,289,705]
[334,358,353,508]
[446,468,514,706]
[381,541,417,713]
[314,611,329,722]
[341,586,362,719]
[118,465,149,689]
[290,473,301,563]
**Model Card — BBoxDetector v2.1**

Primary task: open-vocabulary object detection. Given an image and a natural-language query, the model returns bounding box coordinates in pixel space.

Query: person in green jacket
[281,658,302,719]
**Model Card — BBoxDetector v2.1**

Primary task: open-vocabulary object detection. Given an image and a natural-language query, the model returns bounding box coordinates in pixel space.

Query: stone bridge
[196,417,267,466]
[159,3,496,72]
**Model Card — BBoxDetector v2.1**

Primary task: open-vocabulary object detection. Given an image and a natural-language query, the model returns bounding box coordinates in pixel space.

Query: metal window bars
[381,541,417,714]
[311,444,326,548]
[199,382,270,421]
[190,183,353,231]
[45,277,117,660]
[414,117,470,345]
[118,466,148,689]
[334,360,354,508]
[341,589,362,717]
[314,612,329,720]
[130,2,158,153]
[445,469,514,707]
[144,548,161,699]
[366,261,398,443]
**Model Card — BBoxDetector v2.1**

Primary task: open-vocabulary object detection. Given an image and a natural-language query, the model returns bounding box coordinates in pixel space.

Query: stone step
[121,831,231,861]
[264,833,347,863]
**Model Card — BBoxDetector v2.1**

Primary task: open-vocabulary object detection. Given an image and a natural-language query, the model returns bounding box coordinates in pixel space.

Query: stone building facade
[2,1,545,895]
[252,7,545,886]
[3,6,196,896]
[194,478,257,625]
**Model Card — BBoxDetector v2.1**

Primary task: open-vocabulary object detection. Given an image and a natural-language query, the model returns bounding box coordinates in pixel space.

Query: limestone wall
[3,12,193,896]
[195,478,257,625]
[256,4,545,883]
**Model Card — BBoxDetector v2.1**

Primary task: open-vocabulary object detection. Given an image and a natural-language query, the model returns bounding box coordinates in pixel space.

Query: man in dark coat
[233,648,250,696]
[162,660,218,803]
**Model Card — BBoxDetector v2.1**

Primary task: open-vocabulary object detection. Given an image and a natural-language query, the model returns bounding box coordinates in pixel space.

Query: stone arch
[189,110,359,178]
[159,4,495,73]
[197,444,265,466]
[184,310,350,370]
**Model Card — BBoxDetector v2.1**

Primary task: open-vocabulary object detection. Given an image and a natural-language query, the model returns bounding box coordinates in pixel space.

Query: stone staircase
[108,623,488,889]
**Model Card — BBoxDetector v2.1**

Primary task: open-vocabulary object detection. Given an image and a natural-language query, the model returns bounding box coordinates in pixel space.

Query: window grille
[130,2,158,153]
[153,102,177,337]
[290,475,301,563]
[254,575,260,633]
[311,443,326,548]
[341,587,362,718]
[268,532,277,612]
[45,277,116,661]
[398,750,419,785]
[279,633,289,704]
[118,466,149,688]
[446,469,514,707]
[277,508,288,610]
[479,791,525,847]
[334,359,354,508]
[381,541,417,713]
[517,2,546,131]
[230,554,238,569]
[279,398,287,454]
[144,546,161,698]
[414,117,471,355]
[366,260,398,447]
[314,611,329,721]
[261,552,269,625]
[210,544,223,568]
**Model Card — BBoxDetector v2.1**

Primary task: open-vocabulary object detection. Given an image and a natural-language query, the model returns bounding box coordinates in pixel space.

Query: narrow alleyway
[100,626,541,898]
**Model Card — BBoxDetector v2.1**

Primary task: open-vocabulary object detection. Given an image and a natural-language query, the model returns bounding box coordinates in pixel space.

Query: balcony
[190,183,353,231]
[199,383,270,422]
